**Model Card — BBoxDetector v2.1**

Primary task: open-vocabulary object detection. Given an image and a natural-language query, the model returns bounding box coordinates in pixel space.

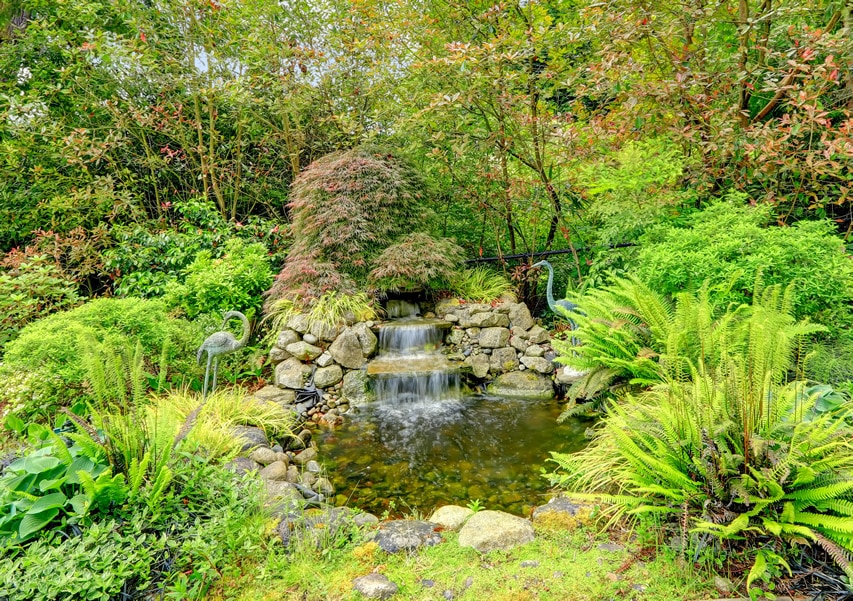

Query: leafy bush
[630,198,853,326]
[0,422,126,546]
[368,233,464,292]
[0,254,80,349]
[164,238,273,319]
[547,285,853,583]
[453,266,516,303]
[1,298,200,418]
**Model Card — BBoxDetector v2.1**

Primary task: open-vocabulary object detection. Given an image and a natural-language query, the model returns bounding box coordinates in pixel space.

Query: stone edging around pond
[264,299,586,425]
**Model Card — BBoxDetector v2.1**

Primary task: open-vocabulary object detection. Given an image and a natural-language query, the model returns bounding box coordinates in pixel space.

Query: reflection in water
[318,395,590,517]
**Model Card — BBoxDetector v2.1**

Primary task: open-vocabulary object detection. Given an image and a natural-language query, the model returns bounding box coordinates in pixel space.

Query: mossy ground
[209,523,718,601]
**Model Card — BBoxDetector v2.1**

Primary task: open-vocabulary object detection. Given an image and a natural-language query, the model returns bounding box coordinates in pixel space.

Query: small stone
[275,452,290,464]
[525,344,545,357]
[260,460,289,481]
[444,314,459,323]
[268,346,290,365]
[714,575,734,595]
[293,447,318,465]
[300,471,317,487]
[597,543,624,552]
[305,460,322,473]
[443,591,453,600]
[520,560,540,568]
[520,355,554,374]
[489,347,519,373]
[527,325,550,344]
[315,477,334,495]
[224,457,260,474]
[233,426,269,452]
[314,364,343,388]
[285,465,300,483]
[286,314,310,333]
[429,505,474,531]
[249,447,278,466]
[316,352,335,367]
[354,512,380,527]
[275,358,312,389]
[302,333,319,344]
[285,341,323,361]
[271,444,283,453]
[276,329,302,348]
[352,573,399,600]
[509,336,530,352]
[420,579,435,589]
[371,520,443,553]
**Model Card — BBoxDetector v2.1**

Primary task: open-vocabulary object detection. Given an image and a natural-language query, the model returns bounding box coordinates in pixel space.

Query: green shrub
[630,197,853,326]
[0,254,80,349]
[368,233,464,292]
[1,298,200,418]
[547,285,853,583]
[164,238,273,319]
[452,266,516,303]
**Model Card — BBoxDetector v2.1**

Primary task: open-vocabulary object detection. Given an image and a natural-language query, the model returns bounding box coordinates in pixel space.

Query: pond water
[316,395,591,517]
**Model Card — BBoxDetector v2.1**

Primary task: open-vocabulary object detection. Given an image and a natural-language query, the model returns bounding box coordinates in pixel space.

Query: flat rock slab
[353,573,399,600]
[371,520,443,553]
[429,505,473,531]
[457,510,535,553]
[486,371,555,400]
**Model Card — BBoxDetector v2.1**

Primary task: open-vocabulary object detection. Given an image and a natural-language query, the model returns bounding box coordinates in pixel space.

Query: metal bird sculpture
[531,260,579,332]
[196,310,251,400]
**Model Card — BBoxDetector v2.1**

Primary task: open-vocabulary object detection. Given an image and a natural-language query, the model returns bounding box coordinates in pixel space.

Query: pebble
[520,560,540,568]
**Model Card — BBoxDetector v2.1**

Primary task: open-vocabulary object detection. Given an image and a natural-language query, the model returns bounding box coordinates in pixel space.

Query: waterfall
[368,319,460,405]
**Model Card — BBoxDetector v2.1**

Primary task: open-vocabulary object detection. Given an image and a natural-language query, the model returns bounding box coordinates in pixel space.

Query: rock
[444,313,459,323]
[447,328,465,345]
[329,327,367,369]
[597,543,624,552]
[287,314,311,334]
[310,320,340,342]
[525,344,545,358]
[352,573,399,600]
[302,333,319,344]
[520,356,554,374]
[314,365,343,388]
[555,366,586,384]
[342,370,374,405]
[457,510,535,553]
[224,457,260,474]
[463,353,490,379]
[293,447,318,465]
[512,326,530,340]
[527,325,550,344]
[509,336,530,352]
[435,298,462,315]
[490,347,519,373]
[315,477,334,495]
[233,426,269,451]
[371,520,443,553]
[352,322,378,356]
[285,341,323,361]
[260,460,290,481]
[532,496,594,530]
[714,575,735,596]
[465,327,481,340]
[487,371,555,400]
[520,560,540,568]
[316,351,335,367]
[275,358,312,389]
[269,346,290,365]
[300,471,317,488]
[286,465,300,483]
[305,460,322,473]
[479,327,511,349]
[507,303,536,331]
[277,329,302,349]
[429,505,473,531]
[264,480,303,507]
[354,512,380,526]
[249,447,278,466]
[461,311,510,328]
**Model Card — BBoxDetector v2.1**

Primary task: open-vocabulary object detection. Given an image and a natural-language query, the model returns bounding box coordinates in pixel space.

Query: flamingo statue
[196,310,251,399]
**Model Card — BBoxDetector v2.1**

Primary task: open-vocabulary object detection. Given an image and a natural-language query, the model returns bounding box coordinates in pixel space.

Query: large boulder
[275,358,312,389]
[460,311,510,328]
[457,510,535,553]
[329,327,367,369]
[342,370,374,405]
[285,341,323,361]
[507,303,536,331]
[479,327,511,349]
[233,426,269,451]
[314,365,344,388]
[429,505,474,531]
[371,520,443,553]
[490,347,519,373]
[487,371,554,400]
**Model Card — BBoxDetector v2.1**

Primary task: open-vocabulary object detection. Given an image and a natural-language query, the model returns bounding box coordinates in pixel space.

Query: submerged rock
[486,371,554,400]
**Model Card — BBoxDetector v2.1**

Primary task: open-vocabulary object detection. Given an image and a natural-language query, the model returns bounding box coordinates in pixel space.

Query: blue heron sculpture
[196,310,251,399]
[531,260,579,330]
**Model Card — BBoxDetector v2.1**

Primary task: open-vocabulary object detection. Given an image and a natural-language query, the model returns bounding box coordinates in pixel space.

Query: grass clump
[453,266,516,303]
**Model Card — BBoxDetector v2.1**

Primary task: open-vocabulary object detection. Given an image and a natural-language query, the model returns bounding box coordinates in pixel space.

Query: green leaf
[17,508,60,539]
[4,413,26,434]
[20,455,61,474]
[27,492,67,514]
[68,493,89,515]
[746,550,767,591]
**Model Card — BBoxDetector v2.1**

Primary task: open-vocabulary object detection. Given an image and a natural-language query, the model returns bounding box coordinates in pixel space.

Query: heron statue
[531,260,579,331]
[196,310,251,399]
